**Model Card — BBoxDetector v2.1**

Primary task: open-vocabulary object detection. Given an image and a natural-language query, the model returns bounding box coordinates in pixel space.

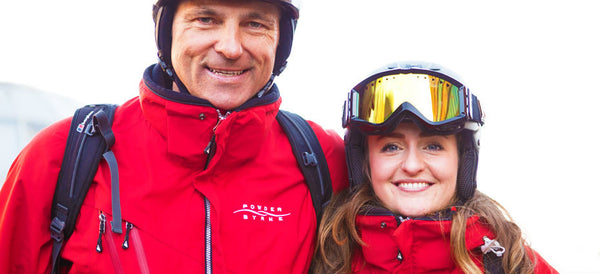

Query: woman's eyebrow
[377,132,405,140]
[376,131,451,139]
[419,132,451,138]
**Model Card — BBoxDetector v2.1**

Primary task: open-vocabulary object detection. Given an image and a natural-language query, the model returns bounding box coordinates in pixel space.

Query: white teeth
[209,68,244,76]
[398,182,429,190]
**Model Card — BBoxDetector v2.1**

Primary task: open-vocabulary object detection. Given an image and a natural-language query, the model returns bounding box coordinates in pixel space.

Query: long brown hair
[311,181,536,274]
[451,191,535,273]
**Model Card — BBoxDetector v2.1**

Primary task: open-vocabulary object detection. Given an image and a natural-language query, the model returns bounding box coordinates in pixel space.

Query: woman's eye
[424,143,443,151]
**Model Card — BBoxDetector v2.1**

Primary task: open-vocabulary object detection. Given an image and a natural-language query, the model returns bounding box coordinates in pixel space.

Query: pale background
[1,0,599,272]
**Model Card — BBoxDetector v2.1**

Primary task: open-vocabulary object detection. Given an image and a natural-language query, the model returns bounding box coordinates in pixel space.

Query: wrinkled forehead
[175,0,287,18]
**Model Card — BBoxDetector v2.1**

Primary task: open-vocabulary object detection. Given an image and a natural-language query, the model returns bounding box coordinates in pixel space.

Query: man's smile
[207,67,248,77]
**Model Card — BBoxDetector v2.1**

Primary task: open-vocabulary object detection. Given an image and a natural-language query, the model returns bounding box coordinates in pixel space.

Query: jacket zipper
[204,197,212,274]
[97,213,149,273]
[122,222,133,249]
[128,223,151,274]
[202,109,230,274]
[203,109,230,168]
[395,215,411,262]
[96,212,106,253]
[68,115,97,198]
[97,212,125,273]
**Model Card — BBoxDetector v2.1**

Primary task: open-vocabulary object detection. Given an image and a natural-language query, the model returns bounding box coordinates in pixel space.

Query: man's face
[171,0,281,110]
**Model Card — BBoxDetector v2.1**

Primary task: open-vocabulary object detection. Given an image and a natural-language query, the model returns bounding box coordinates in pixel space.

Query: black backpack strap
[276,110,333,225]
[50,104,118,273]
[483,252,505,274]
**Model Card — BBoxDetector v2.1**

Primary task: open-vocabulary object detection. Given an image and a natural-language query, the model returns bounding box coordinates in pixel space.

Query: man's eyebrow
[186,8,278,24]
[245,11,279,23]
[180,7,217,20]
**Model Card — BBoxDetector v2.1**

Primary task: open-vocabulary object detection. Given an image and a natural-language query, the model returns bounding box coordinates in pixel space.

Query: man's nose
[214,24,243,60]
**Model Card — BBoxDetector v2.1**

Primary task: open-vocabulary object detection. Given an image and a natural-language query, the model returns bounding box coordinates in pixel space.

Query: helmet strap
[345,129,366,189]
[171,72,190,95]
[257,74,276,98]
[456,131,479,201]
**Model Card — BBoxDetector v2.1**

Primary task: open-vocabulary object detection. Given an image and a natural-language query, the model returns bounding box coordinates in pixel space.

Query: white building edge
[1,82,80,182]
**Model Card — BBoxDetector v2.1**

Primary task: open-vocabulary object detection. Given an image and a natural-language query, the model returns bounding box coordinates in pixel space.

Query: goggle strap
[470,94,484,124]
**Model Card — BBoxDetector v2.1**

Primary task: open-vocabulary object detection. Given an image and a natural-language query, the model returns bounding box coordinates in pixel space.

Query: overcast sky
[2,1,599,272]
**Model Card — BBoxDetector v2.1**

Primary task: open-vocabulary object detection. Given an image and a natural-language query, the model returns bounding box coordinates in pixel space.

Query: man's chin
[187,86,260,110]
[205,96,250,111]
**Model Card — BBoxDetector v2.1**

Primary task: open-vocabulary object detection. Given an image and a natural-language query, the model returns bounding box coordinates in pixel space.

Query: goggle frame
[342,68,483,136]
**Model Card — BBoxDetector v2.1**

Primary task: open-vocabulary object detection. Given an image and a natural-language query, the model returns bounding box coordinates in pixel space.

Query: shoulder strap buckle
[50,217,65,242]
[302,152,318,167]
[481,236,506,257]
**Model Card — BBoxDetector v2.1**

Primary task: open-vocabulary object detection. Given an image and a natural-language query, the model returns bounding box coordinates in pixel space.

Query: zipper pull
[122,222,133,249]
[212,109,230,134]
[396,215,411,226]
[96,212,106,253]
[396,249,403,262]
[204,134,216,155]
[204,109,228,155]
[203,109,231,167]
[215,109,230,123]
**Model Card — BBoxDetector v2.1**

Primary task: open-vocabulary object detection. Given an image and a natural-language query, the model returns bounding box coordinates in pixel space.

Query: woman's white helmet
[342,61,485,202]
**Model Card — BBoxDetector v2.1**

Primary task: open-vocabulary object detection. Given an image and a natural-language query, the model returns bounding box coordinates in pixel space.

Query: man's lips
[207,67,248,76]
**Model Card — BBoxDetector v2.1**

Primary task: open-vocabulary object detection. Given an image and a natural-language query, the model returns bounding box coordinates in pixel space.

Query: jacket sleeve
[528,248,559,273]
[0,118,71,273]
[307,121,349,193]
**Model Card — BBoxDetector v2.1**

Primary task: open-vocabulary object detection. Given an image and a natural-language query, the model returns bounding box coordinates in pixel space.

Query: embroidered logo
[233,203,291,222]
[76,110,95,133]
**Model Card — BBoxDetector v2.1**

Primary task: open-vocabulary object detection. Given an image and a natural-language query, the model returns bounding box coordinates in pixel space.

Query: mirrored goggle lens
[357,73,463,124]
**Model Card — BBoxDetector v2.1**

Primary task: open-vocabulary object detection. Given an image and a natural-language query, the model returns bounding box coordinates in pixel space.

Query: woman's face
[367,122,459,217]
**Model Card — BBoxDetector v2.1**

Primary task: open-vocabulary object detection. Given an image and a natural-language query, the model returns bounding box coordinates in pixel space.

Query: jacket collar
[139,64,282,167]
[356,212,496,253]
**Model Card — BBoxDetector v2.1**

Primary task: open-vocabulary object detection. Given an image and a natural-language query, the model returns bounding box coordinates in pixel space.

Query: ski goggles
[342,68,484,134]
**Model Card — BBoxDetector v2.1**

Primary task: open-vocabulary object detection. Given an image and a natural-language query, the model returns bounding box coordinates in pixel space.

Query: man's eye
[198,17,214,24]
[247,21,264,28]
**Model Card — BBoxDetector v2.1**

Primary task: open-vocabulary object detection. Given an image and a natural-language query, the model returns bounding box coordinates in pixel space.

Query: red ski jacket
[352,210,557,273]
[0,64,348,273]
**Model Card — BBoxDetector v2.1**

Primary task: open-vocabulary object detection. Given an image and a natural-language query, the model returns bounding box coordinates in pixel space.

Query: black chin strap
[172,73,190,95]
[158,56,191,95]
[257,74,276,98]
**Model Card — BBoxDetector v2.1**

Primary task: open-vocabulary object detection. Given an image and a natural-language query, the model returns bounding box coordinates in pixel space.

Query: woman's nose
[400,148,425,175]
